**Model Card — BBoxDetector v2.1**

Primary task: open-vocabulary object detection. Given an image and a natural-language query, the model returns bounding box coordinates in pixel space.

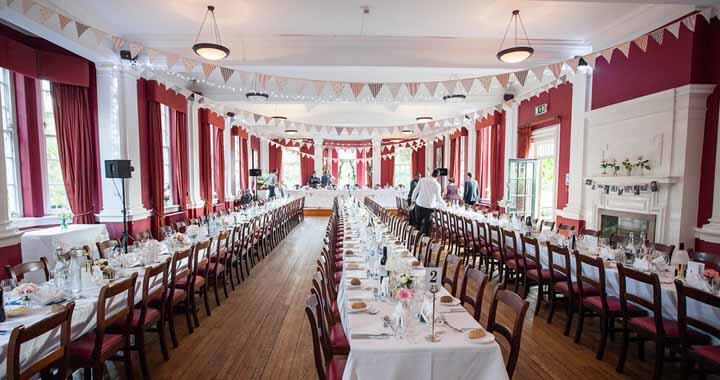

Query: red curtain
[411,145,426,177]
[380,146,395,187]
[300,145,314,185]
[50,82,100,224]
[331,148,339,181]
[490,118,506,209]
[145,102,164,237]
[198,109,213,214]
[240,138,248,190]
[213,127,225,203]
[269,143,283,181]
[356,149,365,187]
[517,126,531,158]
[449,138,458,181]
[366,148,373,187]
[171,110,188,212]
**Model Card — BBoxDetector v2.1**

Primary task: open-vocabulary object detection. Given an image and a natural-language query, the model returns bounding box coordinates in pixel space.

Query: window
[209,125,216,201]
[529,126,558,219]
[251,149,259,169]
[0,69,21,218]
[393,147,412,187]
[233,136,241,194]
[160,104,173,206]
[337,148,356,187]
[459,135,466,185]
[282,147,302,188]
[40,81,69,213]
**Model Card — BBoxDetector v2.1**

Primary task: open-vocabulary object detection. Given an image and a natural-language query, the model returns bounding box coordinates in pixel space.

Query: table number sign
[424,266,443,343]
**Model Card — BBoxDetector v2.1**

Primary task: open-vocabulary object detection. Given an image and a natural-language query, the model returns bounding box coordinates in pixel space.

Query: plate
[440,297,461,306]
[348,302,369,313]
[6,306,32,318]
[464,330,496,344]
[345,263,364,270]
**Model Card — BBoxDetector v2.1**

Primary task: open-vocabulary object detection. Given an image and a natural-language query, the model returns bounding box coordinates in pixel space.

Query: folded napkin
[33,286,65,305]
[599,247,614,260]
[633,258,652,272]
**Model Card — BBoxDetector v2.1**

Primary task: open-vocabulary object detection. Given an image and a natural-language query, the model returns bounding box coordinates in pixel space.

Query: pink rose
[704,269,720,279]
[396,288,413,301]
[17,283,39,296]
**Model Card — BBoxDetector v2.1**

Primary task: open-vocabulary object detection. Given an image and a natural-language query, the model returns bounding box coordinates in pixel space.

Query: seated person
[321,171,331,187]
[308,171,321,187]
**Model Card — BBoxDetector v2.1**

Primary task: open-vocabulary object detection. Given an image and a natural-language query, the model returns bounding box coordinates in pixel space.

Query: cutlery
[351,333,392,339]
[441,315,473,333]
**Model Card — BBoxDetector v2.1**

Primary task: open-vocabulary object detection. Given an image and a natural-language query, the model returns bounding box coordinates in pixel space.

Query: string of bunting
[8,1,719,103]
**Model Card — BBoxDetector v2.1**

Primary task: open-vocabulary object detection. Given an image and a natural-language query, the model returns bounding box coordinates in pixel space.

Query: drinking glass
[1,279,15,292]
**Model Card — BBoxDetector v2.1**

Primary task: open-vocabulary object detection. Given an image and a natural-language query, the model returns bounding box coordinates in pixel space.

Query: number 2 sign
[424,267,443,293]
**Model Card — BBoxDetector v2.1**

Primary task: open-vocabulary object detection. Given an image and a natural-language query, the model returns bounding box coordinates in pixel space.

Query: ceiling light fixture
[401,128,414,135]
[192,5,230,61]
[497,10,534,63]
[443,94,466,103]
[416,116,433,122]
[245,92,269,101]
[284,129,299,135]
[271,116,288,120]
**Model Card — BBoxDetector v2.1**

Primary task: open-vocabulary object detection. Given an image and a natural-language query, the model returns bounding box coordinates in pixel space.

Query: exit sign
[535,103,548,116]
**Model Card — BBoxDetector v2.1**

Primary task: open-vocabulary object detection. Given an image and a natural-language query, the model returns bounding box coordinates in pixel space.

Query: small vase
[625,169,632,176]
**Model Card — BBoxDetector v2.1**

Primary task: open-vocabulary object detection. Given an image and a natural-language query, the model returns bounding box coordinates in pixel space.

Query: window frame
[233,135,241,195]
[160,104,178,211]
[281,146,302,188]
[393,146,412,188]
[528,125,560,219]
[0,68,23,219]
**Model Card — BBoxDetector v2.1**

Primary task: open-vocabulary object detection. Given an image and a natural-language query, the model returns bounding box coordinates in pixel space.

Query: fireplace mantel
[587,176,679,186]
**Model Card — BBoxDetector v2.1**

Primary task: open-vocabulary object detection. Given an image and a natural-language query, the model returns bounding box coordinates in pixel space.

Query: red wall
[518,82,573,211]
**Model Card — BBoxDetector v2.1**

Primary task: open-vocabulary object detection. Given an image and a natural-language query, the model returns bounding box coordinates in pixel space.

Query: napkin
[33,286,65,305]
[599,247,614,260]
[633,257,652,272]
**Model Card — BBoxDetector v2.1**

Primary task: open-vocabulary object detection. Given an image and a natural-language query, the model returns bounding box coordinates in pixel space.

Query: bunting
[478,77,492,92]
[634,35,649,53]
[350,83,364,98]
[496,73,510,88]
[58,14,72,30]
[75,22,91,38]
[314,81,326,96]
[406,83,419,97]
[368,83,382,98]
[220,67,234,83]
[202,63,216,78]
[513,70,529,87]
[425,82,439,96]
[531,66,545,81]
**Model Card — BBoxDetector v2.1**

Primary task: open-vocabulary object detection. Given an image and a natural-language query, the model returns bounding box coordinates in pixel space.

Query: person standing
[445,178,462,203]
[321,170,331,187]
[267,169,278,198]
[407,173,421,203]
[463,172,479,206]
[410,169,446,235]
[309,171,321,187]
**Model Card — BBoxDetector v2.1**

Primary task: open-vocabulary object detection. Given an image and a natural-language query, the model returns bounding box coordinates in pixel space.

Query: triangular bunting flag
[650,29,665,45]
[387,83,402,99]
[274,77,288,92]
[682,14,696,32]
[617,42,631,58]
[112,36,125,51]
[634,35,649,53]
[531,67,545,81]
[513,70,529,87]
[129,42,143,58]
[406,83,419,97]
[350,83,364,98]
[75,22,91,38]
[496,73,510,88]
[336,127,343,136]
[478,77,492,92]
[253,113,262,123]
[313,81,326,96]
[600,48,615,64]
[582,54,597,69]
[699,8,713,22]
[460,78,474,93]
[202,63,216,78]
[331,82,344,97]
[58,14,73,30]
[92,29,108,45]
[666,22,681,39]
[22,0,35,14]
[549,63,563,79]
[442,80,458,94]
[182,58,196,73]
[368,83,382,98]
[263,116,272,125]
[220,67,234,83]
[567,57,580,73]
[425,82,439,96]
[165,53,179,68]
[35,5,53,23]
[258,74,270,89]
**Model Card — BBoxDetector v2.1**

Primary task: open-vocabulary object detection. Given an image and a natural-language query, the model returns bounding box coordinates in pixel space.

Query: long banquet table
[288,188,404,210]
[0,198,297,379]
[336,202,508,380]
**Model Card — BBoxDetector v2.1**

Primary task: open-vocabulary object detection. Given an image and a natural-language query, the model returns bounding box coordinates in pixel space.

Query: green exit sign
[535,103,548,116]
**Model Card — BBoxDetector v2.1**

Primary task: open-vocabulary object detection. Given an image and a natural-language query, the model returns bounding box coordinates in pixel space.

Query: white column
[0,72,20,246]
[187,101,204,211]
[96,63,150,223]
[467,121,477,179]
[696,88,720,244]
[501,102,519,205]
[558,68,592,221]
[424,138,433,176]
[372,137,382,186]
[313,137,324,175]
[442,134,451,190]
[223,119,232,201]
[260,138,270,175]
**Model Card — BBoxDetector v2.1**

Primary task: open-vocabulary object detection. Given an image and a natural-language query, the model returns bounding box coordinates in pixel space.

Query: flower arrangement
[600,159,610,175]
[398,273,414,289]
[59,212,73,229]
[16,283,39,300]
[704,268,720,280]
[395,288,414,301]
[635,156,651,175]
[610,160,621,176]
[622,158,633,176]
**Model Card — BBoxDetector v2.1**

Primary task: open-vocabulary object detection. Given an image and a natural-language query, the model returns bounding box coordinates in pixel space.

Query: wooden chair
[573,252,646,359]
[651,242,675,259]
[204,230,231,306]
[675,279,720,378]
[463,217,480,267]
[520,235,553,315]
[557,223,576,233]
[689,249,720,270]
[546,243,594,336]
[500,229,529,292]
[616,264,710,378]
[110,259,170,380]
[162,247,195,347]
[580,229,600,238]
[311,271,349,355]
[175,221,187,233]
[69,273,138,380]
[176,239,212,320]
[459,268,488,322]
[96,239,120,259]
[135,231,153,242]
[7,302,75,380]
[540,220,556,232]
[5,257,50,283]
[305,294,346,380]
[441,254,463,296]
[487,288,530,379]
[486,224,503,280]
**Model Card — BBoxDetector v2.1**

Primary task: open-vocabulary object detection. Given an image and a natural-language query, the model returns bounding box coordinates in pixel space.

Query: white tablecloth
[287,189,404,210]
[20,225,109,281]
[337,209,508,380]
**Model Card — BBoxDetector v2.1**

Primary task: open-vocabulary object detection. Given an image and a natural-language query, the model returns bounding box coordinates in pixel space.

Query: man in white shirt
[410,169,446,235]
[266,169,278,198]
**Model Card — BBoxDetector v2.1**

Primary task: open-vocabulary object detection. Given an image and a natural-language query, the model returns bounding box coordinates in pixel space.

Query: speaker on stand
[105,160,134,253]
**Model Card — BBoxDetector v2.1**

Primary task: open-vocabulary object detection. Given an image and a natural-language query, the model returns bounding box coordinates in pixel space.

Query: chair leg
[534,283,543,315]
[574,309,585,343]
[167,306,179,347]
[203,287,212,316]
[653,341,665,380]
[84,367,92,380]
[213,279,222,306]
[596,314,609,360]
[94,364,105,380]
[123,337,134,380]
[137,330,151,380]
[564,299,574,336]
[616,324,630,373]
[222,274,229,298]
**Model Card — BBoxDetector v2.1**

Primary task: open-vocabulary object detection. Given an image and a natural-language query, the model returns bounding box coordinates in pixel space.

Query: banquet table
[21,224,109,281]
[336,204,508,380]
[288,189,404,210]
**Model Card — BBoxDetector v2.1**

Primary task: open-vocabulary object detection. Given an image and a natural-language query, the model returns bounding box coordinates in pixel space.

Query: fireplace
[598,208,656,242]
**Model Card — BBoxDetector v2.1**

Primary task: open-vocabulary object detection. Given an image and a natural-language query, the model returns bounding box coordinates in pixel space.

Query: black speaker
[105,160,134,179]
[249,169,262,177]
[436,168,448,176]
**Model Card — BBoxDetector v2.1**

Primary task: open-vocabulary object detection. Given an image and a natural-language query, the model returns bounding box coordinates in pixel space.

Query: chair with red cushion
[305,294,347,380]
[5,257,50,283]
[162,247,194,346]
[442,254,463,296]
[500,229,530,292]
[573,252,646,359]
[676,279,720,378]
[459,267,488,322]
[616,264,710,378]
[7,303,75,380]
[111,259,170,380]
[204,230,231,306]
[520,235,557,315]
[475,221,490,271]
[486,224,503,280]
[70,273,138,380]
[177,239,212,320]
[487,288,530,379]
[312,271,349,355]
[546,243,594,336]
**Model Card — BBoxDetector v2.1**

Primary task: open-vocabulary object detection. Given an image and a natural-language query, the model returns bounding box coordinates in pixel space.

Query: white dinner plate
[464,330,496,345]
[439,297,461,306]
[348,303,370,313]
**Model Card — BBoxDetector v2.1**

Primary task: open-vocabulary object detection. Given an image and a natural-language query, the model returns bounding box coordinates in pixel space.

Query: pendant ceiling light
[284,129,299,135]
[192,5,230,61]
[401,128,414,135]
[497,10,534,64]
[416,116,433,122]
[442,94,466,103]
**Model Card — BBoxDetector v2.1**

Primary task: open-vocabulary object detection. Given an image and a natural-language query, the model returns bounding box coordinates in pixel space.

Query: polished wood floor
[104,217,684,380]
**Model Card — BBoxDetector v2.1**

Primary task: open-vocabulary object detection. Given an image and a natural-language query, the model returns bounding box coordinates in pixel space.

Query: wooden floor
[106,217,685,380]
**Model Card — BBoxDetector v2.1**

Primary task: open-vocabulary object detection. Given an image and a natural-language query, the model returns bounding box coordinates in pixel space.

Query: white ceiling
[36,0,703,136]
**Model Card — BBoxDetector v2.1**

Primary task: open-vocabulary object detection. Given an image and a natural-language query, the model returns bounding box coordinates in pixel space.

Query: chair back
[520,235,543,280]
[501,228,518,265]
[675,279,719,347]
[94,273,138,359]
[170,248,192,294]
[488,224,502,253]
[175,221,187,233]
[617,263,665,334]
[5,257,50,284]
[96,239,120,259]
[580,229,600,238]
[652,243,675,259]
[487,288,530,379]
[541,220,556,232]
[194,239,213,279]
[135,231,153,241]
[546,243,572,288]
[459,268,488,322]
[574,252,606,302]
[305,293,332,380]
[442,255,462,296]
[7,302,76,380]
[557,223,575,232]
[689,250,720,271]
[138,258,170,326]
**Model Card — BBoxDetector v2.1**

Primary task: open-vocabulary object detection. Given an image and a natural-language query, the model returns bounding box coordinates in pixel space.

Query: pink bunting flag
[682,14,696,32]
[202,63,216,78]
[165,53,179,68]
[112,36,125,51]
[582,54,597,69]
[75,22,91,38]
[406,83,419,97]
[313,81,326,96]
[92,29,108,45]
[650,29,665,45]
[263,116,272,125]
[496,73,510,88]
[35,5,53,23]
[22,0,35,14]
[350,83,364,98]
[368,83,382,98]
[387,83,402,99]
[258,74,270,89]
[634,35,649,53]
[566,57,580,73]
[531,66,545,81]
[548,63,563,79]
[460,78,474,93]
[617,42,631,58]
[220,67,234,83]
[129,42,143,58]
[478,77,493,92]
[666,22,681,39]
[600,48,615,64]
[274,77,288,92]
[442,80,458,94]
[331,82,345,97]
[425,82,439,96]
[58,14,73,30]
[181,59,196,73]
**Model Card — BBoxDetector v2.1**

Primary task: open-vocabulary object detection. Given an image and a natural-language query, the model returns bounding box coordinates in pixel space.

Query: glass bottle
[68,249,83,297]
